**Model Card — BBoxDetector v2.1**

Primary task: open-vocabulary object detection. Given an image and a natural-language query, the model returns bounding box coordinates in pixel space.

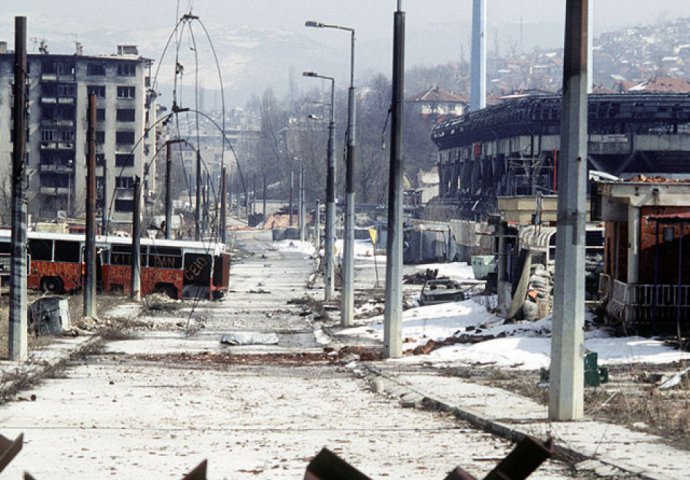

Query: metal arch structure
[432,93,690,217]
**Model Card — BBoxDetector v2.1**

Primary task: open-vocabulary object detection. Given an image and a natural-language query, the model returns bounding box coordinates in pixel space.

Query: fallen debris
[220,332,279,346]
[403,268,439,285]
[658,366,690,390]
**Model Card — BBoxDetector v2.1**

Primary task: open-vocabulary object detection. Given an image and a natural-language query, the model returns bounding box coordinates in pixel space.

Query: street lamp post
[306,20,356,326]
[303,71,336,301]
[67,159,73,217]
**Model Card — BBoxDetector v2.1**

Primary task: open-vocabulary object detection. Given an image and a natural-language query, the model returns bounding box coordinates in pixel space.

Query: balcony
[601,274,690,335]
[41,119,74,128]
[39,163,72,173]
[40,186,69,196]
[41,141,74,151]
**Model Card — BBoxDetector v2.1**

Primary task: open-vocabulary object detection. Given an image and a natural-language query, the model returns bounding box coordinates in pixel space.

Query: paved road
[1,231,584,479]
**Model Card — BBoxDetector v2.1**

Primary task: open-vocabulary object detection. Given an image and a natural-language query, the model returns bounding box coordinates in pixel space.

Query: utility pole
[165,141,173,239]
[289,170,294,227]
[220,166,227,243]
[325,89,336,301]
[195,150,201,240]
[101,162,108,235]
[314,200,321,253]
[299,163,305,241]
[549,0,588,421]
[263,175,267,220]
[383,1,406,359]
[83,93,97,319]
[131,176,142,301]
[9,16,28,361]
[342,27,357,328]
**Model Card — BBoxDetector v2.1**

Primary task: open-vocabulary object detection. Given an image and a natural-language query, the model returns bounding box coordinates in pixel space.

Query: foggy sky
[6,0,686,42]
[2,1,688,106]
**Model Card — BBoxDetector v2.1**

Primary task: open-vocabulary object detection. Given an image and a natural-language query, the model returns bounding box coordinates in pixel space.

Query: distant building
[408,87,467,120]
[0,44,156,227]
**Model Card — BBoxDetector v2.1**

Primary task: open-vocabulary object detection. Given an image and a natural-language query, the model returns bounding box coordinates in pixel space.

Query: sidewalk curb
[0,335,102,401]
[353,361,663,479]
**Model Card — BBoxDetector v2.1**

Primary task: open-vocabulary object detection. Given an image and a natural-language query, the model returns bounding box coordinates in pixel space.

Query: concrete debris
[219,332,279,346]
[403,268,439,285]
[28,297,70,335]
[658,367,690,390]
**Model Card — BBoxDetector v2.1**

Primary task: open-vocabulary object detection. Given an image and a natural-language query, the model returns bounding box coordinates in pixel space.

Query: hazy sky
[2,1,688,106]
[5,0,688,45]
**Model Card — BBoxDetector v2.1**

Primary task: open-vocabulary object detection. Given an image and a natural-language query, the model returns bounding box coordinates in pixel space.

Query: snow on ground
[343,299,690,370]
[272,239,316,256]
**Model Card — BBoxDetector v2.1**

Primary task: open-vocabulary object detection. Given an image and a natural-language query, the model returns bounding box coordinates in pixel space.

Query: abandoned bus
[0,231,230,299]
[101,237,230,299]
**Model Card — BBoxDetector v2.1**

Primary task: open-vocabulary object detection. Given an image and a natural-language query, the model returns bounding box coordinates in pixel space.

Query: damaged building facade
[596,179,690,336]
[429,93,690,319]
[0,43,156,227]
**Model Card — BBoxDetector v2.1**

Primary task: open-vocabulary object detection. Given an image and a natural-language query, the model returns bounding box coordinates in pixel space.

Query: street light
[306,20,357,327]
[67,159,73,217]
[303,70,336,301]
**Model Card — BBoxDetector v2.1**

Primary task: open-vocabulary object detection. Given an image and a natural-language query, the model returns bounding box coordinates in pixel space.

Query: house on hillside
[408,87,467,121]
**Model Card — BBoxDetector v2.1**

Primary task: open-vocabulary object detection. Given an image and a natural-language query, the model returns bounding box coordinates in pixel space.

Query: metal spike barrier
[0,433,23,473]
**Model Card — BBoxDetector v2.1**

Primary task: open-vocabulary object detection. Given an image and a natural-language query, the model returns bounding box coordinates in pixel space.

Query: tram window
[109,245,147,266]
[149,246,182,269]
[0,242,10,254]
[28,239,53,261]
[110,245,131,265]
[54,241,81,262]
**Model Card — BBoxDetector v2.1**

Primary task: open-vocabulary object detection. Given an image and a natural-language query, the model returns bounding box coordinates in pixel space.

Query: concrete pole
[165,141,172,239]
[342,30,357,328]
[549,0,588,421]
[299,163,305,241]
[131,176,142,301]
[220,166,227,243]
[383,3,406,359]
[470,0,487,111]
[325,83,336,301]
[263,175,267,220]
[9,16,28,362]
[101,163,108,235]
[83,94,97,319]
[289,170,294,227]
[626,206,640,285]
[588,0,594,93]
[195,150,201,240]
[315,200,321,253]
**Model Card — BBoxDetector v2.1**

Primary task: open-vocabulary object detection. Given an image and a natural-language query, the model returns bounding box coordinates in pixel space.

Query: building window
[115,154,134,167]
[41,129,55,142]
[96,131,105,145]
[87,85,106,98]
[116,109,136,122]
[117,63,136,76]
[115,176,134,189]
[115,198,134,212]
[60,130,75,143]
[116,86,135,99]
[96,108,106,121]
[96,154,106,166]
[57,84,75,97]
[87,63,106,76]
[116,131,135,144]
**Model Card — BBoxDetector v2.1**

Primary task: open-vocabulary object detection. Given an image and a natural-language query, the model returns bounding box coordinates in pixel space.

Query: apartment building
[0,44,156,228]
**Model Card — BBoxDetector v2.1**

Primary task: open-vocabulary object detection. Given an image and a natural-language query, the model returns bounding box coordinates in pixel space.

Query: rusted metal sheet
[0,433,23,473]
[483,436,553,480]
[304,448,373,480]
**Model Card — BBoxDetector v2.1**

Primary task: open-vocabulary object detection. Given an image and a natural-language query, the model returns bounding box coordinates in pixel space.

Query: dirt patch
[440,361,690,451]
[131,351,338,366]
